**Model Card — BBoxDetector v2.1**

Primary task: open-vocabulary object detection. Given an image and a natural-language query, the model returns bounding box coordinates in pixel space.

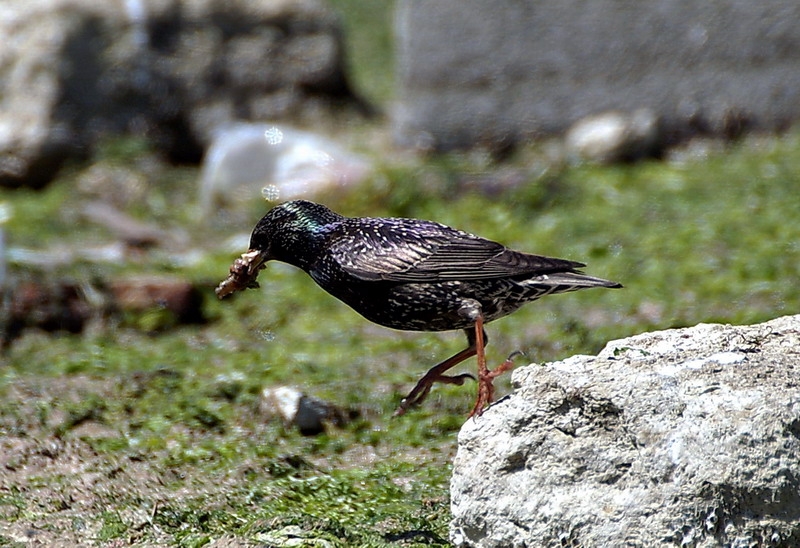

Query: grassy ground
[2,129,799,547]
[2,2,800,546]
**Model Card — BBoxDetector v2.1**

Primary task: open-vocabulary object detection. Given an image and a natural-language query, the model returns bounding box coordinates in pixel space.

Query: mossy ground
[3,128,799,547]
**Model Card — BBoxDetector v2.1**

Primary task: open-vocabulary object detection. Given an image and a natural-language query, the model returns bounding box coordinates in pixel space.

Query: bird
[216,200,622,418]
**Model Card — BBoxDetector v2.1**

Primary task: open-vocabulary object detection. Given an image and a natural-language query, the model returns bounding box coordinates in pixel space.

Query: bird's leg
[393,342,477,417]
[394,299,519,417]
[394,300,487,416]
[468,314,516,418]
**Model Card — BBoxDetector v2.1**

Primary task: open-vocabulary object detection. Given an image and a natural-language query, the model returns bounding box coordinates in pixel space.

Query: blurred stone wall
[394,0,800,151]
[0,0,364,188]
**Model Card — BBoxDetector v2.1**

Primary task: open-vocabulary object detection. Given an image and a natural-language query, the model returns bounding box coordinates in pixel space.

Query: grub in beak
[215,249,268,299]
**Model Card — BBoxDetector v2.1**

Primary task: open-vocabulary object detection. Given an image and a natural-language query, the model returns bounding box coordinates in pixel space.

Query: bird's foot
[394,372,476,416]
[393,342,479,417]
[468,357,517,419]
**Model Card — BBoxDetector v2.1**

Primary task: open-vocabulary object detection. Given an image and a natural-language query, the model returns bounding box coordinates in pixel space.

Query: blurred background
[1,0,799,545]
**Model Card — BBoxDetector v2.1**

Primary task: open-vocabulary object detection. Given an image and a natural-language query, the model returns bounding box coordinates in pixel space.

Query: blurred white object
[260,385,345,435]
[199,123,369,215]
[565,109,660,163]
[0,202,11,290]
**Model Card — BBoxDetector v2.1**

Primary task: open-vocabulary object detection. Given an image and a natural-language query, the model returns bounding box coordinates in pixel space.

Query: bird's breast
[309,272,533,332]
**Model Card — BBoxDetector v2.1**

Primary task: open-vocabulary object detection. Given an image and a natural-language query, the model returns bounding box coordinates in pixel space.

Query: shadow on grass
[383,528,448,544]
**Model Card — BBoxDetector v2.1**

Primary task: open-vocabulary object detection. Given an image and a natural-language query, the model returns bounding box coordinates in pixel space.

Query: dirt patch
[0,370,455,546]
[0,375,230,545]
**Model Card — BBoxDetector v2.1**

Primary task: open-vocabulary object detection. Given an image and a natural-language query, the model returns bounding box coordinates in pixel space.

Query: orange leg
[393,343,477,417]
[394,312,518,417]
[468,314,515,418]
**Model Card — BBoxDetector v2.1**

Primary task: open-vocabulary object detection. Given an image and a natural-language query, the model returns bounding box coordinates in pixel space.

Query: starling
[217,200,621,417]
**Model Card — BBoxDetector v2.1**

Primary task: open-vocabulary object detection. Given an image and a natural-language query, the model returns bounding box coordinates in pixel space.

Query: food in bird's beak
[215,249,267,298]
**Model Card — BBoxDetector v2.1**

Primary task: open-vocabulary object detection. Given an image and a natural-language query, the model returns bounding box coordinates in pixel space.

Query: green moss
[97,511,128,541]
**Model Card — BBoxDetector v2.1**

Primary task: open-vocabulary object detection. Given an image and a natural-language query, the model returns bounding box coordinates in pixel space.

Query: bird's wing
[326,218,585,282]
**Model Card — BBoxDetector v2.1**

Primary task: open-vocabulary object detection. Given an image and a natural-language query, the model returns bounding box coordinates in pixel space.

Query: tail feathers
[532,271,622,289]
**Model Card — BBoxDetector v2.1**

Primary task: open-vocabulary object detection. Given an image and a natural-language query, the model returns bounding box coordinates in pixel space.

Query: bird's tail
[534,271,622,289]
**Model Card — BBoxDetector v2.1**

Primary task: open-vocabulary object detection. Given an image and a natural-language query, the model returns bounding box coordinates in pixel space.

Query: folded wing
[326,218,585,282]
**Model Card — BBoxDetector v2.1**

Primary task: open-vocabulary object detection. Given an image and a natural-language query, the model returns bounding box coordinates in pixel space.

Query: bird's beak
[241,248,269,276]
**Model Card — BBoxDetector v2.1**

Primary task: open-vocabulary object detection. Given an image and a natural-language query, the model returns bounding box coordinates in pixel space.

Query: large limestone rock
[0,0,361,188]
[451,315,800,547]
[395,1,800,152]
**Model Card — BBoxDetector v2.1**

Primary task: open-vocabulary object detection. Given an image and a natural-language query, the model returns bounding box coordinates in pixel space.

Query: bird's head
[216,200,342,299]
[247,200,342,267]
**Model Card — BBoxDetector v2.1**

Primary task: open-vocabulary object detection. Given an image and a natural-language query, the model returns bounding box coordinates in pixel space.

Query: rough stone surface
[395,0,800,152]
[0,0,362,188]
[451,314,800,547]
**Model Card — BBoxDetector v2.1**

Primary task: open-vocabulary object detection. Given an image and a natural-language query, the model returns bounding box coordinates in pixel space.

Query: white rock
[260,385,345,436]
[451,314,800,547]
[199,123,369,215]
[565,109,660,163]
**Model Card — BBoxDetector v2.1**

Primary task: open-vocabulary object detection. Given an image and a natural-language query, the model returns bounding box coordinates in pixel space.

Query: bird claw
[468,350,520,419]
[438,372,476,386]
[394,382,431,417]
[393,392,425,417]
[393,401,411,417]
[393,373,476,416]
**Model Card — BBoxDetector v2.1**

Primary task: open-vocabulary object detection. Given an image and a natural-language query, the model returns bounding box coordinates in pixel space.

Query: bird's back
[302,215,620,332]
[320,216,587,283]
